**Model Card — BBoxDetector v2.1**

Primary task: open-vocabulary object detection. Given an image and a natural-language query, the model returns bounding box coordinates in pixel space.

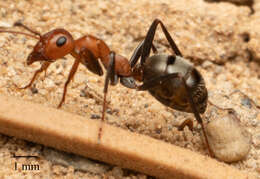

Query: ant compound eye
[56,36,67,47]
[167,55,176,65]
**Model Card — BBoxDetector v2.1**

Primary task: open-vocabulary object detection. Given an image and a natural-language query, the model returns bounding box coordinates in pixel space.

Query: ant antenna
[13,21,42,38]
[0,29,40,40]
[0,21,41,40]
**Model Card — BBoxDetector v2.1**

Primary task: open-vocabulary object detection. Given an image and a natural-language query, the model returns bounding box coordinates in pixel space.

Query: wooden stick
[0,95,256,179]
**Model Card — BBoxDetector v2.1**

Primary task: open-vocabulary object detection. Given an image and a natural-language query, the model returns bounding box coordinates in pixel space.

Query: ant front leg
[15,61,50,89]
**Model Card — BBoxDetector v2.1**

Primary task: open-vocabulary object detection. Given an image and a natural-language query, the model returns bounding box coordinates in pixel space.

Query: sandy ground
[0,0,259,178]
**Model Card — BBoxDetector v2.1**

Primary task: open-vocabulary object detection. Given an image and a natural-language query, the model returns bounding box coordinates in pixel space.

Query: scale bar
[13,154,39,158]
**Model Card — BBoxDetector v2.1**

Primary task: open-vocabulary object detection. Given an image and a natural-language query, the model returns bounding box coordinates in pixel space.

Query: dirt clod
[206,114,252,162]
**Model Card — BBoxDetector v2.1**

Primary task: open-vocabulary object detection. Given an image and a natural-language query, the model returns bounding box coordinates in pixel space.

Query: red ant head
[27,29,75,65]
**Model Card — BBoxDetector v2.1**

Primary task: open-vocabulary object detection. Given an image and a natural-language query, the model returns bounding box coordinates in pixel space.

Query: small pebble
[241,97,252,109]
[205,115,252,162]
[106,108,113,115]
[201,60,213,68]
[80,89,86,97]
[91,114,101,119]
[111,167,124,177]
[30,87,38,94]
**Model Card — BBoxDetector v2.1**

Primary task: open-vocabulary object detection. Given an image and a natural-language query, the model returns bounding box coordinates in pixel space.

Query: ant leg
[137,73,179,90]
[15,61,50,89]
[141,19,182,65]
[151,43,158,54]
[57,59,80,108]
[178,119,193,131]
[13,21,41,37]
[182,78,213,157]
[157,19,182,56]
[129,40,157,68]
[129,40,145,68]
[98,51,117,141]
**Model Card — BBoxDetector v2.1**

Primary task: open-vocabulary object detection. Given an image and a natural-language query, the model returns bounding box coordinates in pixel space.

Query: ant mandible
[125,19,213,156]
